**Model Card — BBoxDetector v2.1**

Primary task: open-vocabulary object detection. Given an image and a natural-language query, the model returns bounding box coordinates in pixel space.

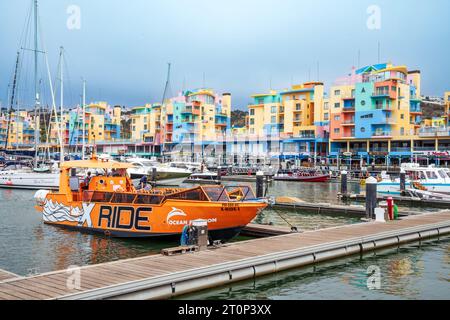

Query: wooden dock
[0,269,19,283]
[345,193,450,209]
[0,211,449,300]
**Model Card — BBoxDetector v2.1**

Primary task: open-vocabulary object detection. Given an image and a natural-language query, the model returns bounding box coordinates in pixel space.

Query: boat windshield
[426,171,438,179]
[438,170,447,179]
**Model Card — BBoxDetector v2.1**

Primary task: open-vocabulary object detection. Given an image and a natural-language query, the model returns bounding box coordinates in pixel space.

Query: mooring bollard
[341,170,348,195]
[256,171,264,198]
[399,168,406,196]
[217,166,222,182]
[365,176,378,219]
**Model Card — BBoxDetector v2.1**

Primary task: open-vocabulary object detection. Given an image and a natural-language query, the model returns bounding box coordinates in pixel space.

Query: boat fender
[180,225,189,246]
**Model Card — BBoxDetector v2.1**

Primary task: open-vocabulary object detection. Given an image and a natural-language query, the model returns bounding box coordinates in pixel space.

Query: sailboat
[0,0,61,190]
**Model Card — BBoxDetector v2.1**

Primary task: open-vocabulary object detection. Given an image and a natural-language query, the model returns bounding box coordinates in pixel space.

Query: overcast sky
[1,0,449,110]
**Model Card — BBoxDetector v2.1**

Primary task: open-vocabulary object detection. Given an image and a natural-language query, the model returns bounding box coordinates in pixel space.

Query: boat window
[426,171,438,179]
[165,187,209,201]
[91,192,114,203]
[202,186,229,201]
[111,193,137,203]
[134,194,164,205]
[438,170,447,179]
[419,172,427,180]
[447,172,450,179]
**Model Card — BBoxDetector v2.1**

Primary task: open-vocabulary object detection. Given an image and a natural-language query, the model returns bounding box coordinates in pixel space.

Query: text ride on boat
[34,155,268,241]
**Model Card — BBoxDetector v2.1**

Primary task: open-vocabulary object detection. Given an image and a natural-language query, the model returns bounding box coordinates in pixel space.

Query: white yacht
[126,157,192,181]
[0,163,60,190]
[377,163,450,195]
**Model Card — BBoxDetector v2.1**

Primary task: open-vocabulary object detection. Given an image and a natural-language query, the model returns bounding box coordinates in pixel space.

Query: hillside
[421,101,445,119]
[231,110,248,127]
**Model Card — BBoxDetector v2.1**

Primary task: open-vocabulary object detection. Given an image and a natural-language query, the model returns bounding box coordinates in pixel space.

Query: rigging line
[62,49,74,108]
[16,0,33,53]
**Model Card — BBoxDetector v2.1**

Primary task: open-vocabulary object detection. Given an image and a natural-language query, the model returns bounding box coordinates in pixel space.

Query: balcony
[372,132,392,138]
[342,120,355,126]
[418,127,450,137]
[342,107,355,113]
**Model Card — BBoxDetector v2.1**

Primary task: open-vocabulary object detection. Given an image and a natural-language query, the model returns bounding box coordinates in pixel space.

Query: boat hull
[377,181,450,195]
[274,174,329,182]
[40,196,266,241]
[0,171,60,190]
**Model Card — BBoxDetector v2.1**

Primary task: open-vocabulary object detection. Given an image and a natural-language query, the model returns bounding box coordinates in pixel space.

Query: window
[400,114,404,119]
[361,100,366,106]
[324,102,329,110]
[144,125,148,131]
[250,109,255,116]
[334,103,340,108]
[334,128,340,134]
[426,171,438,180]
[132,126,136,131]
[296,104,301,111]
[250,118,255,125]
[334,90,341,96]
[324,113,329,120]
[400,127,404,135]
[361,88,366,93]
[271,116,276,123]
[271,106,277,113]
[334,115,340,121]
[361,127,366,133]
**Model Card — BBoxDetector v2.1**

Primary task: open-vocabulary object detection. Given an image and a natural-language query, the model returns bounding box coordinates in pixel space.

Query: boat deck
[0,211,449,300]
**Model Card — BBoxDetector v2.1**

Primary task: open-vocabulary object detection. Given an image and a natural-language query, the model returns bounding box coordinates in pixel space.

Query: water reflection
[179,238,450,300]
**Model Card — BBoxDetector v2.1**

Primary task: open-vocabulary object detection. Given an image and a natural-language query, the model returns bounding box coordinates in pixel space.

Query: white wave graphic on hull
[42,199,94,227]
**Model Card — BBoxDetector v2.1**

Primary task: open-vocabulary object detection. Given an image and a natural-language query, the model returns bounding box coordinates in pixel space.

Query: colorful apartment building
[0,111,36,149]
[125,89,231,159]
[329,63,425,164]
[239,82,328,160]
[48,102,121,148]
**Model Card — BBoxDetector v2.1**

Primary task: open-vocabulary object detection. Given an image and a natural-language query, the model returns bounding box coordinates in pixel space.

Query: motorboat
[125,157,192,181]
[377,163,450,195]
[33,154,268,241]
[274,168,330,182]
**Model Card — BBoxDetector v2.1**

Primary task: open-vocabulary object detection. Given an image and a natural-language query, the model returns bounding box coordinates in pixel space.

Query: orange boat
[34,155,268,241]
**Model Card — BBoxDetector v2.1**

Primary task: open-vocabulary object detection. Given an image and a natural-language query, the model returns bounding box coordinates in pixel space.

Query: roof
[61,159,134,170]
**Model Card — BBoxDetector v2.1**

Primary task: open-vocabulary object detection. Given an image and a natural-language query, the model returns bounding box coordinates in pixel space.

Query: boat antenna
[4,52,21,150]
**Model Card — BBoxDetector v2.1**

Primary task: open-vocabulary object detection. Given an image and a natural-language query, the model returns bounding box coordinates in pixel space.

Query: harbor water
[0,180,448,300]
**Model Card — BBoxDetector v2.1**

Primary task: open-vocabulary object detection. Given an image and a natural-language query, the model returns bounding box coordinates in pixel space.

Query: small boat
[377,163,450,195]
[34,154,268,241]
[184,170,220,185]
[126,157,192,181]
[274,168,330,182]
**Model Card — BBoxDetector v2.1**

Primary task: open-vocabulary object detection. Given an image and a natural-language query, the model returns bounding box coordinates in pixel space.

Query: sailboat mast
[161,62,171,161]
[59,46,64,163]
[4,52,20,150]
[33,0,39,167]
[82,79,86,160]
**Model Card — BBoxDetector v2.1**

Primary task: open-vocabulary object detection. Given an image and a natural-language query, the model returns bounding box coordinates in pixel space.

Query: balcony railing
[418,127,450,137]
